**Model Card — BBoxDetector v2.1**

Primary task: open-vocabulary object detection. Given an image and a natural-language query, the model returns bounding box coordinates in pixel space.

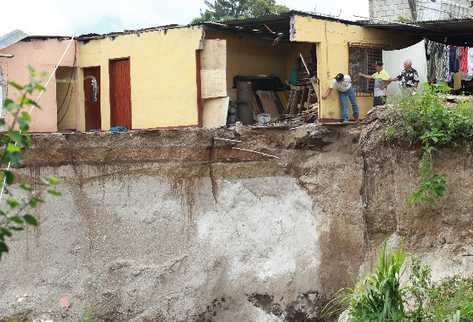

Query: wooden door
[83,67,102,131]
[109,58,132,129]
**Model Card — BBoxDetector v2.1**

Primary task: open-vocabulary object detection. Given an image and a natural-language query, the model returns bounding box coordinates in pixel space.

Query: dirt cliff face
[0,121,471,321]
[360,112,473,280]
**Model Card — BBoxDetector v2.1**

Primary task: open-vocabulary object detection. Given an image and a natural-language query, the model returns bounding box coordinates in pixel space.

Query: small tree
[0,67,61,259]
[193,0,289,23]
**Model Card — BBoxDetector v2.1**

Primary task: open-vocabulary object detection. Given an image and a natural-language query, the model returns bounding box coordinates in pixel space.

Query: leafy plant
[337,242,473,322]
[408,149,447,204]
[0,67,61,260]
[382,82,473,204]
[193,0,289,23]
[426,276,473,321]
[405,256,433,320]
[344,242,407,322]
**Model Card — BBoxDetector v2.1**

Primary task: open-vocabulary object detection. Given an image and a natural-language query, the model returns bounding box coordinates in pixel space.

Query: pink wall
[0,38,76,132]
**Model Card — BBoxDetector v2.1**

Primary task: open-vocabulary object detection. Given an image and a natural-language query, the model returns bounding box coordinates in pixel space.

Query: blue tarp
[110,126,129,133]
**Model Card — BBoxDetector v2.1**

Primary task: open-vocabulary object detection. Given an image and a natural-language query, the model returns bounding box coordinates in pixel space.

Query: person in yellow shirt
[359,61,391,107]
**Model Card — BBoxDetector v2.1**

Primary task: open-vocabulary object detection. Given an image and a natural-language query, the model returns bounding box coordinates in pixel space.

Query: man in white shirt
[322,73,360,123]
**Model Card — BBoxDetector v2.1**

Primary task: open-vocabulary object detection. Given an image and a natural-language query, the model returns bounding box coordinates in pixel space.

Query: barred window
[348,44,383,97]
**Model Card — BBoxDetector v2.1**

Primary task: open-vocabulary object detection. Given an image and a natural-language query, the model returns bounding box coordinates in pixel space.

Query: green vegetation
[382,83,473,204]
[193,0,289,23]
[343,242,407,321]
[338,242,473,322]
[0,67,61,260]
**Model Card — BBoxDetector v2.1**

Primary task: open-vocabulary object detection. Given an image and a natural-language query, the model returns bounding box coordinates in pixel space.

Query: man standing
[359,61,391,107]
[391,59,420,95]
[322,73,359,124]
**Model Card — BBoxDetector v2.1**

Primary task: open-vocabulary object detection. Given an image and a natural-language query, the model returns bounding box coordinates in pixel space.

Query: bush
[344,242,406,322]
[338,242,473,322]
[426,276,473,321]
[382,83,473,204]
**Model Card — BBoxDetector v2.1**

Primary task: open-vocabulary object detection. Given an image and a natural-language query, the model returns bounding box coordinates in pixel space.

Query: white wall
[383,40,428,96]
[418,0,473,21]
[370,0,473,22]
[369,0,413,22]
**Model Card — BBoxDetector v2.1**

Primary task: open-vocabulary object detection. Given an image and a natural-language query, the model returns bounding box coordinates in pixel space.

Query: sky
[0,0,369,36]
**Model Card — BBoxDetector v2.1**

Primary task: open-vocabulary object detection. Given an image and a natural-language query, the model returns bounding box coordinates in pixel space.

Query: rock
[338,310,350,322]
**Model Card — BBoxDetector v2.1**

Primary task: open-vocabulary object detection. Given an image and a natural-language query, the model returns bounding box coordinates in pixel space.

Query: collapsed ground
[0,111,472,321]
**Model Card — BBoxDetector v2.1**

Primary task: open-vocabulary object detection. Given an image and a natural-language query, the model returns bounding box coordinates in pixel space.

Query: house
[0,31,76,132]
[0,11,421,132]
[366,4,473,94]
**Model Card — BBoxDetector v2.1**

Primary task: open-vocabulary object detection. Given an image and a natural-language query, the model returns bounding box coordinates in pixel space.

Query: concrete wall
[292,15,417,120]
[369,0,414,22]
[0,39,76,132]
[418,0,473,20]
[370,0,473,22]
[78,27,203,131]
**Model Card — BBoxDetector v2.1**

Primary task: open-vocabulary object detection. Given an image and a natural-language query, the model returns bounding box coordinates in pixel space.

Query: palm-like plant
[345,242,407,322]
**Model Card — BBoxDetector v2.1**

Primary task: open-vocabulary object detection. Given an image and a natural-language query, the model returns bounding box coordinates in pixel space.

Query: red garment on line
[460,47,469,73]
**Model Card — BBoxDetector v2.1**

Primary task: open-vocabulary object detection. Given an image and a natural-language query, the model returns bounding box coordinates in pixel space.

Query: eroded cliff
[0,119,471,321]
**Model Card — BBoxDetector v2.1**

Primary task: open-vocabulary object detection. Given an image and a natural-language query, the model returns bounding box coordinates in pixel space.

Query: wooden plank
[310,77,320,104]
[196,50,204,127]
[256,90,281,120]
[236,81,257,125]
[288,87,299,115]
[201,39,227,99]
[277,91,289,113]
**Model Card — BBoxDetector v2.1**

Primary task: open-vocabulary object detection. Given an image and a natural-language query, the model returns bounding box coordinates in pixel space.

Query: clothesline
[427,40,473,84]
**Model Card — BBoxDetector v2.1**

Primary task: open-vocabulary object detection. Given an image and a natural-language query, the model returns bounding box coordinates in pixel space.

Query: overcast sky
[1,0,369,36]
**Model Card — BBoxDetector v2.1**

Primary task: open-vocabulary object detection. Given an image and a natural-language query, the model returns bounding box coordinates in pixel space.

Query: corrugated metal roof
[78,10,363,41]
[24,35,72,40]
[0,30,28,50]
[77,24,190,41]
[363,19,473,46]
[196,10,362,27]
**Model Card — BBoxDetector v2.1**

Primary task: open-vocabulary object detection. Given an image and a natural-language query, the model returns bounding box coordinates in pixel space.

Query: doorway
[83,67,101,131]
[109,58,132,129]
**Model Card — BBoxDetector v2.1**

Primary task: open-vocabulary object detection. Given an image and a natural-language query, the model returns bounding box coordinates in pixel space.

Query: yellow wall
[292,15,417,120]
[78,27,203,130]
[207,32,314,93]
[56,67,79,130]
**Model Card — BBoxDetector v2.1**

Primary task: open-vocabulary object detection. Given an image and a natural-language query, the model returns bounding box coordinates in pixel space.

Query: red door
[83,67,101,131]
[109,58,132,129]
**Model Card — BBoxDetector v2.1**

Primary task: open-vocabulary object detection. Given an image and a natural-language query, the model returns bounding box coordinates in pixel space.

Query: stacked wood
[234,74,320,127]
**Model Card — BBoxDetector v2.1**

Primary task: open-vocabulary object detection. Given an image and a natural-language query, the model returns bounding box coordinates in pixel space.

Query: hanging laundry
[443,46,451,82]
[426,41,436,82]
[426,40,450,83]
[449,46,460,74]
[468,48,473,77]
[460,47,469,73]
[453,72,462,90]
